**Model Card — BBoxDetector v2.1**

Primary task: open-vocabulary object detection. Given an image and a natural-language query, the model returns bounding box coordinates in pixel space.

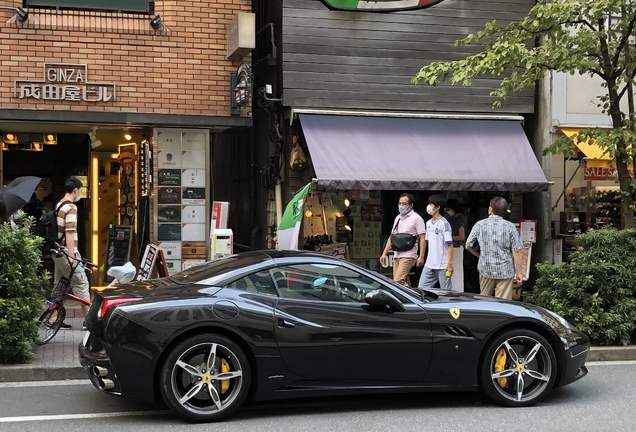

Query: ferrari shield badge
[449,308,460,320]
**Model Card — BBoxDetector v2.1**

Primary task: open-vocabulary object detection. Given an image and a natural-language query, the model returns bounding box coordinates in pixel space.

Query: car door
[272,262,432,383]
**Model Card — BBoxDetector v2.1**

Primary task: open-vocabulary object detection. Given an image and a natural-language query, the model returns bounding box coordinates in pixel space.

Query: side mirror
[365,289,406,312]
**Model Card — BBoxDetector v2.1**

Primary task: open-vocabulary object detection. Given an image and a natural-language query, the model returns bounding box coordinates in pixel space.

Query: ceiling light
[1,141,8,151]
[30,142,44,152]
[124,133,132,141]
[150,14,163,30]
[344,224,352,231]
[44,133,57,145]
[344,198,350,207]
[305,209,313,218]
[3,133,18,144]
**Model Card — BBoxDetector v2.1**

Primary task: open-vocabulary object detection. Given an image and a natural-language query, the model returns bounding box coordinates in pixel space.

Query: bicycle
[36,244,97,345]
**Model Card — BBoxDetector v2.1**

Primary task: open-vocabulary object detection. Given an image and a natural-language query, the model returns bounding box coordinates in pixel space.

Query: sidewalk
[2,315,636,383]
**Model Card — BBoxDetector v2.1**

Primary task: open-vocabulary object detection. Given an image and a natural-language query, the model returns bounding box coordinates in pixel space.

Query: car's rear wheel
[36,306,65,345]
[159,333,250,423]
[479,328,557,407]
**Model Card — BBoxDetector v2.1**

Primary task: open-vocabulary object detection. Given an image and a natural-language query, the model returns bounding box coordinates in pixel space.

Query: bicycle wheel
[37,306,65,345]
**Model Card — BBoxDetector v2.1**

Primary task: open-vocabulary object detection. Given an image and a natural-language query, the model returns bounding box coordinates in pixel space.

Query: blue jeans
[418,266,452,290]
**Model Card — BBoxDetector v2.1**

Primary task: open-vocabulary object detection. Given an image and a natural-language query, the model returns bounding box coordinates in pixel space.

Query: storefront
[553,128,634,261]
[287,112,549,292]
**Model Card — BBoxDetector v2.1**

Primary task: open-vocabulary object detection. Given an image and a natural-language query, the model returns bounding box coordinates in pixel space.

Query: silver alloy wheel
[169,342,244,416]
[489,335,552,402]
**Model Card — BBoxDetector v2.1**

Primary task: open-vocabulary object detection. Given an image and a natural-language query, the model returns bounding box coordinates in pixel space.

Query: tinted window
[274,263,382,303]
[226,270,278,296]
[171,253,271,285]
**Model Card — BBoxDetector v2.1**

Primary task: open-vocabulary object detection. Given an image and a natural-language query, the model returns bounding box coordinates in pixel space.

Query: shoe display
[60,322,72,329]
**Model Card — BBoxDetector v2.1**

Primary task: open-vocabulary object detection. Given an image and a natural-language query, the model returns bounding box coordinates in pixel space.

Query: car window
[171,253,271,285]
[273,263,383,303]
[226,270,279,296]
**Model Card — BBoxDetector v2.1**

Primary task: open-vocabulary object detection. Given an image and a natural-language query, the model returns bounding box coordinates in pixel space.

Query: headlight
[541,308,572,337]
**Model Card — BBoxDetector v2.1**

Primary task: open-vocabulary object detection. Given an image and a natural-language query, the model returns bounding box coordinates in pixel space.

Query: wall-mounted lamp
[0,6,28,23]
[150,14,163,30]
[124,133,132,141]
[2,132,18,144]
[44,133,57,145]
[16,7,28,23]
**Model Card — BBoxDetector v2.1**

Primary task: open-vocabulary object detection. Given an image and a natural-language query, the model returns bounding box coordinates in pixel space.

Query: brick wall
[0,0,251,117]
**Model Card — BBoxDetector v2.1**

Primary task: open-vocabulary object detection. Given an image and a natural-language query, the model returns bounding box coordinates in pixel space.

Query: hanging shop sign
[14,63,116,102]
[319,0,445,12]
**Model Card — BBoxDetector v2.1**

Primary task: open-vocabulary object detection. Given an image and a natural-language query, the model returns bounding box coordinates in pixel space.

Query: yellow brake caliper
[494,348,508,388]
[220,358,230,394]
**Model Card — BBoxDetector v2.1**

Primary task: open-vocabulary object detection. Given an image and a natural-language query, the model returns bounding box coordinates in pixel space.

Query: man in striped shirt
[465,197,524,300]
[52,177,90,329]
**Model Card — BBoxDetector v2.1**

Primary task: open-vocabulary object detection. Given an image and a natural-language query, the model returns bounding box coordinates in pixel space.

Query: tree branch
[612,14,636,68]
[618,67,636,100]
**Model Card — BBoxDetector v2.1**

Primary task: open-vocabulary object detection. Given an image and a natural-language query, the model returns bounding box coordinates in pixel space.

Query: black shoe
[82,321,87,331]
[60,322,72,329]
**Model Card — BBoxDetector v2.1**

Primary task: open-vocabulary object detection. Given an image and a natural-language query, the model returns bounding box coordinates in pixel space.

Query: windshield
[170,253,271,285]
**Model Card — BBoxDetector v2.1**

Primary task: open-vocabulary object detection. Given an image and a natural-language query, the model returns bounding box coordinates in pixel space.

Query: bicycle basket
[47,277,70,303]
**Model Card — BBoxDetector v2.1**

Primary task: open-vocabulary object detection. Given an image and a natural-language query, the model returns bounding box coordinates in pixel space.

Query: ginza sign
[14,63,116,102]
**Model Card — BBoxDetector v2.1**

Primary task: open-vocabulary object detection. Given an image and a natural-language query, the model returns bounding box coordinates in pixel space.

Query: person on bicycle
[52,177,90,329]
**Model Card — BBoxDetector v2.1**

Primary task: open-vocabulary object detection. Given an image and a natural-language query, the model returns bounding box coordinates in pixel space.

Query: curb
[588,345,636,362]
[0,364,86,383]
[0,347,634,383]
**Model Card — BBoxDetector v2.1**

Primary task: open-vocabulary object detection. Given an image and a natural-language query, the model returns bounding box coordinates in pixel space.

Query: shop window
[24,0,153,14]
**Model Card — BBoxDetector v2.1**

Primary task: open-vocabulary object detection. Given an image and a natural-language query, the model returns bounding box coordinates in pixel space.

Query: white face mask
[426,205,436,216]
[447,209,455,217]
[74,190,82,202]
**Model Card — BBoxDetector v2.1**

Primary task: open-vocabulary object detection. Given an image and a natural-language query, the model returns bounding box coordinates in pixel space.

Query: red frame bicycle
[36,245,97,345]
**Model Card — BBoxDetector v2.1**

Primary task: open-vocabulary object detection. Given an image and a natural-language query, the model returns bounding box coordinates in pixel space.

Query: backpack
[36,200,73,251]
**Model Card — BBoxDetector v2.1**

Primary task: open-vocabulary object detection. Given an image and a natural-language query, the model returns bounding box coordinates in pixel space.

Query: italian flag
[277,183,312,250]
[322,0,440,11]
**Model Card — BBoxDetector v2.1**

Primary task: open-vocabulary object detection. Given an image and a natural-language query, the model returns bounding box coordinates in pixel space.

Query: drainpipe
[249,125,259,250]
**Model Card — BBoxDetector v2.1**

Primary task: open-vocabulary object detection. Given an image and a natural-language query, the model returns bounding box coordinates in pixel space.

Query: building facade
[252,0,550,291]
[0,0,253,284]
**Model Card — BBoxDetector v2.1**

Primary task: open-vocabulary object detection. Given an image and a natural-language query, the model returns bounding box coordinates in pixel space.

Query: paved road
[0,361,634,432]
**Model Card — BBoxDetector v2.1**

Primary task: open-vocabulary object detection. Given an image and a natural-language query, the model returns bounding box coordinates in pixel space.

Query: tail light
[98,297,142,319]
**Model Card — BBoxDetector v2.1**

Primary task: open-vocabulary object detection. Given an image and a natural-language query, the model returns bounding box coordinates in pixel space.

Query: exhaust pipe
[99,379,115,390]
[92,366,108,377]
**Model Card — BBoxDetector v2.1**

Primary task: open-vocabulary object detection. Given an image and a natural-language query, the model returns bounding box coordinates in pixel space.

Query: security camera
[150,14,163,30]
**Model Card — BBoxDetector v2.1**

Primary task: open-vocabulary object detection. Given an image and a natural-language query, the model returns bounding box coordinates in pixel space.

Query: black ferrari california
[79,251,589,423]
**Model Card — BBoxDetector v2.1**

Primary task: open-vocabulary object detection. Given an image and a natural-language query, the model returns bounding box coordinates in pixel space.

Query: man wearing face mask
[52,177,90,329]
[380,193,426,286]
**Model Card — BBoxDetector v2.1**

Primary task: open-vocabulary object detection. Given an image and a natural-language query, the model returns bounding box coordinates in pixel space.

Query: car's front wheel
[479,328,557,407]
[159,333,251,422]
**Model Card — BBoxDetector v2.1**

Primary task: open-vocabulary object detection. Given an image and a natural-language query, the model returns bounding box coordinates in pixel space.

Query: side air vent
[444,325,474,338]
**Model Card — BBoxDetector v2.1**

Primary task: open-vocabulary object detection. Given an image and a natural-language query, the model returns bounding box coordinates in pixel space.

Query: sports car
[79,250,589,423]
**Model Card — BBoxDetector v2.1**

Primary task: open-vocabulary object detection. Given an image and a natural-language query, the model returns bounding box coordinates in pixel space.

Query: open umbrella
[0,176,42,217]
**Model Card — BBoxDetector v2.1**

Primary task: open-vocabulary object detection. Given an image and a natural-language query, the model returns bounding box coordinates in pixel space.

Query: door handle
[277,318,296,328]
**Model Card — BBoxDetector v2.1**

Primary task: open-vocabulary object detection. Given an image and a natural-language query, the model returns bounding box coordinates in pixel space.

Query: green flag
[277,183,311,250]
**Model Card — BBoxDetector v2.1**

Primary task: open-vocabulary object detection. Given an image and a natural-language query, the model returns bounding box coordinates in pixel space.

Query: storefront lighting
[124,133,132,141]
[344,224,352,231]
[150,14,163,30]
[344,198,350,207]
[2,133,18,145]
[305,209,313,218]
[30,142,44,152]
[44,134,57,145]
[1,141,8,151]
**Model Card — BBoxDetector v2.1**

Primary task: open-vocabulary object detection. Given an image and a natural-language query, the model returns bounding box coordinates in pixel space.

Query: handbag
[390,218,417,252]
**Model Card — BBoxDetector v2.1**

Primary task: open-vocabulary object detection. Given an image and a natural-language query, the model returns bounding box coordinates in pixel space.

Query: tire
[36,306,65,345]
[479,328,557,407]
[159,333,251,423]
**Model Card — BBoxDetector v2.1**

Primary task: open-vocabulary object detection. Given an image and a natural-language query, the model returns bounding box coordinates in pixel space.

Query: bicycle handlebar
[51,242,98,268]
